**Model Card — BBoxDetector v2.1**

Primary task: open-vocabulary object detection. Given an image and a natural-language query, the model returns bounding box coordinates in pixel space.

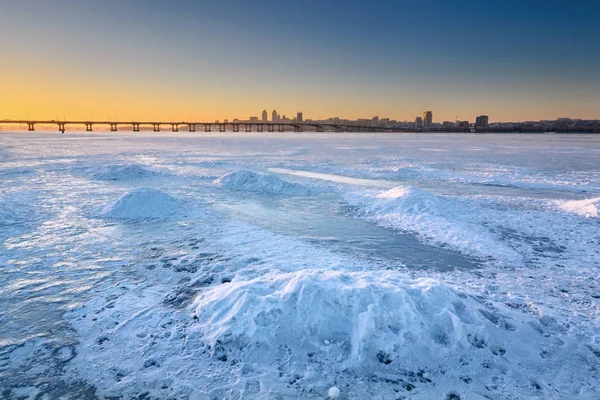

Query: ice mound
[192,270,489,369]
[214,170,305,195]
[92,164,158,181]
[555,197,600,218]
[349,186,521,263]
[98,188,178,220]
[187,270,598,397]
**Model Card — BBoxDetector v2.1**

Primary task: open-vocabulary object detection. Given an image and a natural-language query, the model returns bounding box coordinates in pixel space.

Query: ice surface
[0,191,37,228]
[1,132,599,399]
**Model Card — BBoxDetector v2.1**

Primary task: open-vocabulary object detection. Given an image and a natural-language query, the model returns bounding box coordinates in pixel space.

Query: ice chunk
[328,386,340,398]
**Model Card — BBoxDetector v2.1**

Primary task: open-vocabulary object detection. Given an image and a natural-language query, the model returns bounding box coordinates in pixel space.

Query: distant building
[272,110,279,122]
[249,116,259,122]
[297,112,303,123]
[262,110,268,122]
[459,121,470,130]
[415,117,424,129]
[423,111,433,128]
[475,115,489,129]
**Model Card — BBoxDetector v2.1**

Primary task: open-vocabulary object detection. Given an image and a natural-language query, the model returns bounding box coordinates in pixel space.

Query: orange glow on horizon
[1,61,598,124]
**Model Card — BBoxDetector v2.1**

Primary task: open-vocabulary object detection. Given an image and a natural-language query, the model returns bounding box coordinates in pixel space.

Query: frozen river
[1,131,599,399]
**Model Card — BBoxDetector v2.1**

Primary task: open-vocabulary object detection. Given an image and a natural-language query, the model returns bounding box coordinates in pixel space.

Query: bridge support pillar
[219,124,226,132]
[205,124,211,132]
[58,123,66,133]
[172,124,179,132]
[268,124,274,133]
[153,124,160,132]
[133,123,140,132]
[27,123,35,131]
[257,125,263,132]
[317,126,325,133]
[335,127,344,133]
[110,123,117,132]
[85,123,93,132]
[294,126,302,132]
[246,124,252,132]
[188,124,196,132]
[233,124,239,132]
[278,125,284,132]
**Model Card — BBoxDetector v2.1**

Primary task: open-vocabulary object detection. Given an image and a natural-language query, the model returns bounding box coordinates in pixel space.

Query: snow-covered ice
[1,131,599,399]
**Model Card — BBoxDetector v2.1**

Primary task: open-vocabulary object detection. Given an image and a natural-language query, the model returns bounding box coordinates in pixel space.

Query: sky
[1,0,599,123]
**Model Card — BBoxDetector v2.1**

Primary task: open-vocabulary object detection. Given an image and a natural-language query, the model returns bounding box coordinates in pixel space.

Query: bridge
[0,119,396,133]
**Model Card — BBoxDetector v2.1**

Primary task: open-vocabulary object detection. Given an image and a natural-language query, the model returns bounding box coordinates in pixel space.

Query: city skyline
[4,108,598,134]
[1,0,599,122]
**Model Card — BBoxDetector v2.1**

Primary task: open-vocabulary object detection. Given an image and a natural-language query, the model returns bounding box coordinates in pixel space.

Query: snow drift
[214,170,305,195]
[98,188,179,220]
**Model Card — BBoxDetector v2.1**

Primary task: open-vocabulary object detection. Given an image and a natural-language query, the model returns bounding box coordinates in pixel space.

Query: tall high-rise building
[423,111,433,128]
[262,110,268,122]
[272,110,278,122]
[415,117,424,129]
[475,115,489,128]
[297,112,303,123]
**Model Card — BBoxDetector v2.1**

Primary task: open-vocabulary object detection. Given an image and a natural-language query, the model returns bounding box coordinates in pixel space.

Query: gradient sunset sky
[1,0,599,123]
